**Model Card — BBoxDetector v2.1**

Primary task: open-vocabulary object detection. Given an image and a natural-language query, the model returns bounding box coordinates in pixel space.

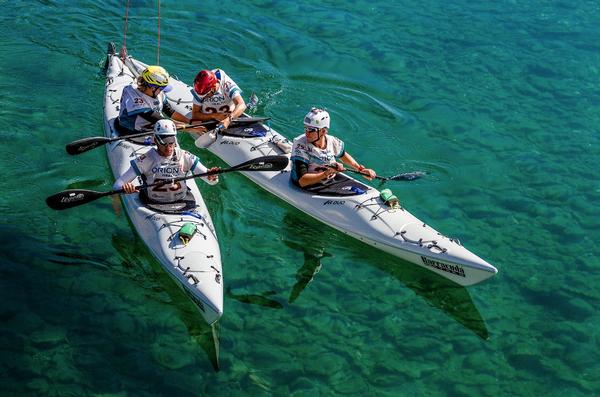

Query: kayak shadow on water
[279,212,490,340]
[224,247,329,308]
[283,241,331,304]
[224,222,332,308]
[371,256,490,340]
[110,230,221,372]
[65,178,107,190]
[225,288,284,309]
[260,213,334,305]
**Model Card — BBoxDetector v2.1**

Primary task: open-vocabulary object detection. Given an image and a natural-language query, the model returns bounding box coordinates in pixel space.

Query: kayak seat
[296,173,368,197]
[221,123,268,138]
[138,189,197,214]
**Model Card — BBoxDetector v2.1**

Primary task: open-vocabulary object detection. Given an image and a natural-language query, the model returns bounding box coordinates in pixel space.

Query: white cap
[303,107,330,129]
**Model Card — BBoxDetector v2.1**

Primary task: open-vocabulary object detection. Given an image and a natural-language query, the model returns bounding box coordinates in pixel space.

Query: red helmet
[193,70,218,96]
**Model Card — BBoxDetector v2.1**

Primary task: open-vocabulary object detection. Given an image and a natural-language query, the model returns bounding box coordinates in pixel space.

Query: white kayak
[121,51,498,287]
[103,44,223,324]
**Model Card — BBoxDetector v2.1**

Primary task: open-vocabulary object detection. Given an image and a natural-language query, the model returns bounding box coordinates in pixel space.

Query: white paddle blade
[194,131,217,148]
[247,93,259,112]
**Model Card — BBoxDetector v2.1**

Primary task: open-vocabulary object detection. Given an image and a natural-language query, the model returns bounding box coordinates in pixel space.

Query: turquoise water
[1,0,599,395]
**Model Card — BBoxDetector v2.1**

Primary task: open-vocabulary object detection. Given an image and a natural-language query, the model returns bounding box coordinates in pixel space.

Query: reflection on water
[47,249,114,271]
[226,288,283,309]
[280,212,489,339]
[283,240,331,304]
[279,214,334,305]
[111,231,221,371]
[288,252,322,304]
[373,255,489,340]
[65,178,106,190]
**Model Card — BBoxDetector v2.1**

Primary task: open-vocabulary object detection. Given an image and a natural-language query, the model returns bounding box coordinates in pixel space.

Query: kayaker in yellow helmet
[115,65,190,135]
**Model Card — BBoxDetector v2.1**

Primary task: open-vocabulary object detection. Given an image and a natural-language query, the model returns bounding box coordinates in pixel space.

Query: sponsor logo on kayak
[61,193,85,203]
[116,141,133,150]
[220,140,240,145]
[323,200,345,205]
[421,256,465,277]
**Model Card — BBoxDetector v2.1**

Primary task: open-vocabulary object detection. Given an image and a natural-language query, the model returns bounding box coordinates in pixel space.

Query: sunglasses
[304,127,320,133]
[198,86,218,99]
[147,83,166,91]
[156,137,176,146]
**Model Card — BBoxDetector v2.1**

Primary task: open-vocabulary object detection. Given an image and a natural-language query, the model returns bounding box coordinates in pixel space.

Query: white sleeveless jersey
[114,146,215,203]
[290,134,345,183]
[118,84,165,131]
[191,69,242,114]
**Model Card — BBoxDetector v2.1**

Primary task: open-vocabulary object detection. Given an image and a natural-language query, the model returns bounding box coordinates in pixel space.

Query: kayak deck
[103,49,224,324]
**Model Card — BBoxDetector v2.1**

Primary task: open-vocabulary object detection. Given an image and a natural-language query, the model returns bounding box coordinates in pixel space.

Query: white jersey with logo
[192,69,242,114]
[118,84,165,131]
[113,146,216,203]
[290,134,345,184]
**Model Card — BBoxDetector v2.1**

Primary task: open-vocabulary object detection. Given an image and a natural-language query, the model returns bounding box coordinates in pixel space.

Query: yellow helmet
[141,65,170,87]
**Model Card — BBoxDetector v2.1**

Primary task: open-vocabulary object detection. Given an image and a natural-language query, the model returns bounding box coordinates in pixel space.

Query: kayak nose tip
[205,306,223,325]
[214,302,224,318]
[203,297,223,325]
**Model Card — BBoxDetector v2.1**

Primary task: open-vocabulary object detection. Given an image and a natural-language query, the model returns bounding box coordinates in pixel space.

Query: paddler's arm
[191,104,220,123]
[113,167,140,194]
[296,160,339,188]
[188,155,219,185]
[220,95,247,129]
[162,100,189,126]
[339,152,376,180]
[111,167,140,215]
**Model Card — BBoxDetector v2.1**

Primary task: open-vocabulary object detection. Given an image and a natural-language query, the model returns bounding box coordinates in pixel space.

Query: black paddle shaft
[331,166,425,182]
[46,155,288,210]
[65,117,271,155]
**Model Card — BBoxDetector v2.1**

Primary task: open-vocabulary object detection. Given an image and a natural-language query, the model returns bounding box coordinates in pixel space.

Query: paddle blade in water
[247,93,259,112]
[389,171,426,181]
[46,189,110,210]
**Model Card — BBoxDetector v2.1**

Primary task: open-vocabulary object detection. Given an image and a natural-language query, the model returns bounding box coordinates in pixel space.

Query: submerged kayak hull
[103,49,223,324]
[123,56,497,287]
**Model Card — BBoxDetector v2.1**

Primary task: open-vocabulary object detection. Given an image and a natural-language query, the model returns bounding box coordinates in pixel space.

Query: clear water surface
[1,0,599,396]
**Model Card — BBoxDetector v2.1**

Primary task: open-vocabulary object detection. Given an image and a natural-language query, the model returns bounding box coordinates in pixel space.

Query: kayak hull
[103,50,223,324]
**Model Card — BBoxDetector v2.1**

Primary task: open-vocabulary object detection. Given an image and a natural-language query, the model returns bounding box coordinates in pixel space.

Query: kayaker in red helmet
[191,69,247,131]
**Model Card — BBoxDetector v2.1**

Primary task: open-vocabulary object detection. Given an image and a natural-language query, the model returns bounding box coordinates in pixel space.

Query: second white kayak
[123,55,498,287]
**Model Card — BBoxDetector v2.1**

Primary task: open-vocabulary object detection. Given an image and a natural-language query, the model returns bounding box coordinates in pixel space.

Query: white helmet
[304,107,330,129]
[154,119,177,145]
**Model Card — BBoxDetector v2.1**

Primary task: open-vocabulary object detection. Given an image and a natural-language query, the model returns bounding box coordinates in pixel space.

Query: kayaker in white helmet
[113,119,219,204]
[115,65,190,135]
[290,107,376,188]
[190,68,247,130]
